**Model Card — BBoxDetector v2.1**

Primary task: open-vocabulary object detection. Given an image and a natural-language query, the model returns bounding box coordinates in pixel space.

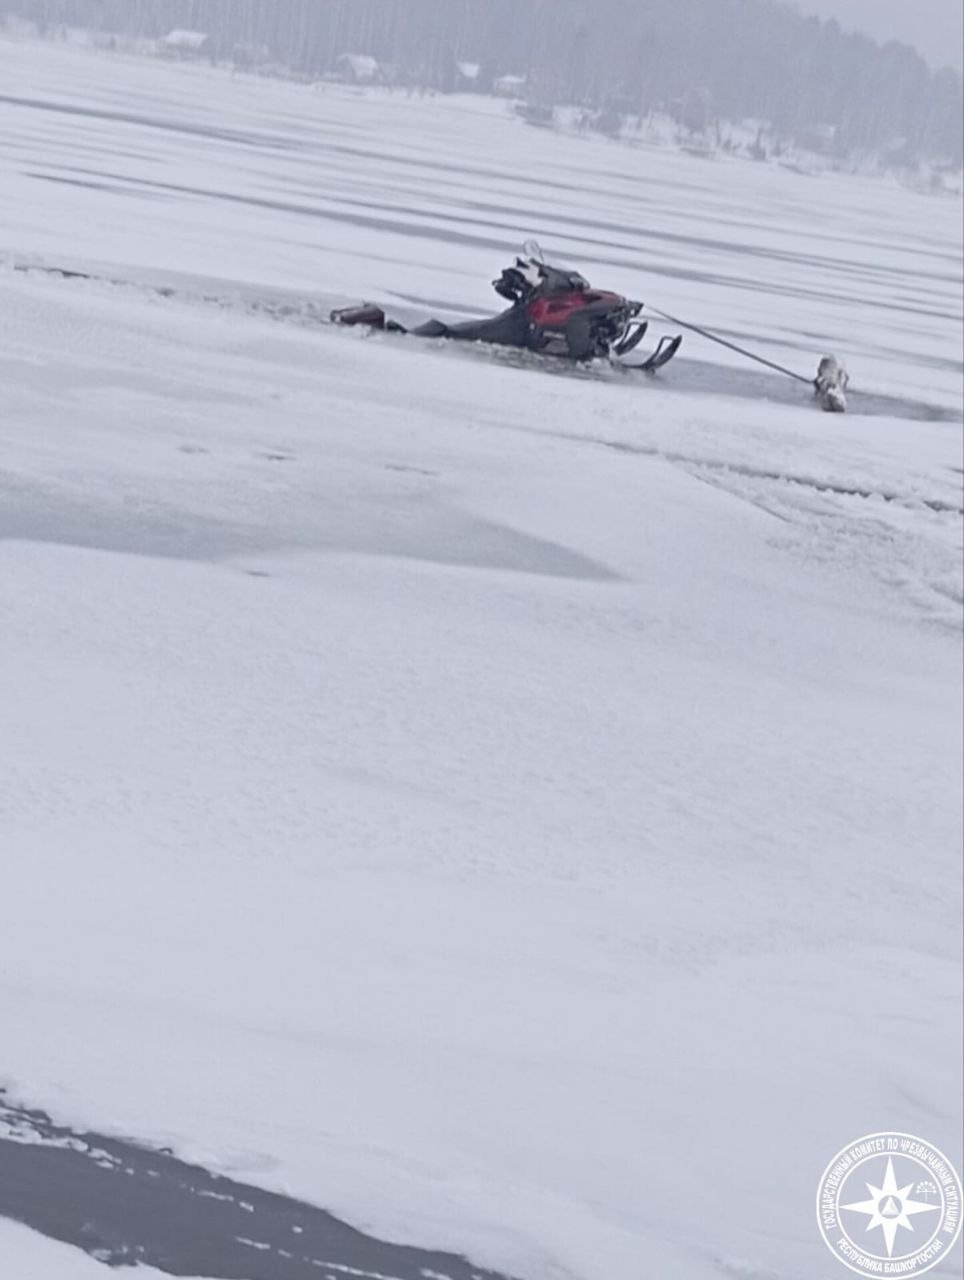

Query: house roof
[337,54,379,78]
[162,30,210,50]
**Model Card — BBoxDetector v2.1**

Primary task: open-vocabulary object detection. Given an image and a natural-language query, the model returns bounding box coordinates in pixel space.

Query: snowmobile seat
[413,305,530,346]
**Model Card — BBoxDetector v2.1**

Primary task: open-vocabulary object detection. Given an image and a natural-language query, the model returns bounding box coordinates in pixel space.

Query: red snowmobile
[331,248,682,371]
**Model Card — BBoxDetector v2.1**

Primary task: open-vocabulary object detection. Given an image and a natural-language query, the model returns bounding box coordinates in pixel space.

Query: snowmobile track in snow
[0,1091,521,1280]
[607,447,964,516]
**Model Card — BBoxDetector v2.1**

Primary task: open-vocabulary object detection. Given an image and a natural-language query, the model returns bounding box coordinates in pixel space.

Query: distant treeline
[9,0,964,163]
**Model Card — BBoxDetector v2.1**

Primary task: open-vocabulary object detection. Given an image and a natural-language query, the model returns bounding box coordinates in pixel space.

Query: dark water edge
[0,1092,521,1280]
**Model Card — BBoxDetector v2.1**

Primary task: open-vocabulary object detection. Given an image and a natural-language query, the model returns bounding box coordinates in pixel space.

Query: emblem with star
[842,1157,941,1258]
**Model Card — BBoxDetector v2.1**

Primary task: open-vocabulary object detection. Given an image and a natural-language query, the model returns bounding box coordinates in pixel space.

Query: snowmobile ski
[629,334,683,374]
[611,320,649,358]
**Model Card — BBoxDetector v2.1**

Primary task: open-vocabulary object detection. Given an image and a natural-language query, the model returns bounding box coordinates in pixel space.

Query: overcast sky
[795,0,963,71]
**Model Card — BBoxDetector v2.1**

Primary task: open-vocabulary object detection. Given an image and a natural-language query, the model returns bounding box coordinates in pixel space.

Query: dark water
[0,1092,520,1280]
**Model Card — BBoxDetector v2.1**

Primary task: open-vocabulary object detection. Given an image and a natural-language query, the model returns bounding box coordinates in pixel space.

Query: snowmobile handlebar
[492,257,593,304]
[492,265,531,303]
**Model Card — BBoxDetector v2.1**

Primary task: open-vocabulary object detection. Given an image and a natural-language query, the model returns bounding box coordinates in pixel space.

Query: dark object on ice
[645,303,851,412]
[814,354,849,412]
[332,248,681,370]
[332,247,847,404]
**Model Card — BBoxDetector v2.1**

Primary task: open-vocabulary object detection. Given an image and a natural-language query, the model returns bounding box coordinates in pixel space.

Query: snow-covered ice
[1,35,961,1280]
[0,1218,204,1280]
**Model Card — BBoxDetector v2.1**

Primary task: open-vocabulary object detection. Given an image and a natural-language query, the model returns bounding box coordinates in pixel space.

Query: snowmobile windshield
[520,241,590,291]
[537,262,590,293]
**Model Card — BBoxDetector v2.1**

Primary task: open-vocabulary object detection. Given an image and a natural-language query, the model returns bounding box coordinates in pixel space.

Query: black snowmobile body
[331,252,682,369]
